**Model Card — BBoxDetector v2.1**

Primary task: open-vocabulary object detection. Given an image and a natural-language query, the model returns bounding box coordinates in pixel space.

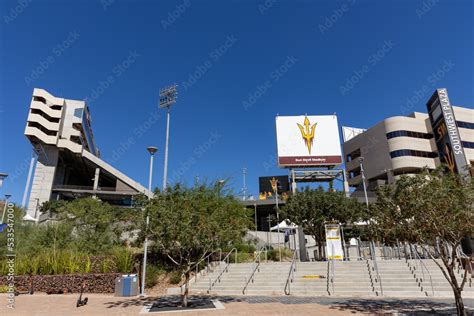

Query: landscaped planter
[0,273,121,293]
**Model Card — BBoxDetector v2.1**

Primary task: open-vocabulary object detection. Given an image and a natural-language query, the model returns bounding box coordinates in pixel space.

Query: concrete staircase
[375,260,425,297]
[185,259,473,299]
[190,262,292,295]
[407,259,473,298]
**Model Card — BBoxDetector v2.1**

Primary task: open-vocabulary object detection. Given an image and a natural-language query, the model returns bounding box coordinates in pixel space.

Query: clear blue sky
[0,0,473,203]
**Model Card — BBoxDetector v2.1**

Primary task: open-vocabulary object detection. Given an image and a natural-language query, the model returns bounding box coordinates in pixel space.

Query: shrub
[100,257,115,273]
[230,252,251,263]
[145,264,163,288]
[226,242,256,254]
[112,247,134,274]
[266,248,294,261]
[0,285,11,293]
[168,270,182,285]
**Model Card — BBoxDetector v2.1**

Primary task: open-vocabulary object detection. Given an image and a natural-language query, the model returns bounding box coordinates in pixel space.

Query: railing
[369,241,383,296]
[326,243,335,295]
[412,246,434,296]
[326,258,334,295]
[207,248,237,293]
[284,250,298,295]
[181,249,221,291]
[242,248,264,294]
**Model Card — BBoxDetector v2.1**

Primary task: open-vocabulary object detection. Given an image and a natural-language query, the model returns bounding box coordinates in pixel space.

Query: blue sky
[0,0,473,203]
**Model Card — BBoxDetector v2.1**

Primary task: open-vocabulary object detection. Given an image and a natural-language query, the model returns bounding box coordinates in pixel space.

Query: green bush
[168,270,182,285]
[226,242,256,254]
[112,247,134,273]
[100,257,115,273]
[145,265,163,288]
[230,252,251,263]
[0,285,12,293]
[266,248,294,261]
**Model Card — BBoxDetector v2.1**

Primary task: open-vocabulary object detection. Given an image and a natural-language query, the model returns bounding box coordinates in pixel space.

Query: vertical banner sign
[426,88,469,176]
[325,223,344,260]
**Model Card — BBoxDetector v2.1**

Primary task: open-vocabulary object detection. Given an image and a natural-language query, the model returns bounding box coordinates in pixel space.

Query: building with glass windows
[343,90,473,202]
[24,88,152,221]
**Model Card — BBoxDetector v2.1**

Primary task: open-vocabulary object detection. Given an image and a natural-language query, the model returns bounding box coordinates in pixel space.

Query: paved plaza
[1,294,473,315]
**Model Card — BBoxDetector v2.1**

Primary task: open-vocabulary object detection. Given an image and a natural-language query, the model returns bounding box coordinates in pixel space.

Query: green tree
[370,169,473,316]
[144,183,252,306]
[53,197,135,254]
[282,186,366,260]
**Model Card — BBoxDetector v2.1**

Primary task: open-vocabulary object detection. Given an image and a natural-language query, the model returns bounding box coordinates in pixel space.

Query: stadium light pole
[159,85,178,192]
[141,146,157,297]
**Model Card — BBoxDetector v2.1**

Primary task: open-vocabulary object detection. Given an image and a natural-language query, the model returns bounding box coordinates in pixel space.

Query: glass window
[74,108,83,119]
[457,121,474,130]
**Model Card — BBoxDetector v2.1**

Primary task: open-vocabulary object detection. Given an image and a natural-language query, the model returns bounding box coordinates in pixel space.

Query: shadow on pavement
[103,295,240,310]
[328,299,465,315]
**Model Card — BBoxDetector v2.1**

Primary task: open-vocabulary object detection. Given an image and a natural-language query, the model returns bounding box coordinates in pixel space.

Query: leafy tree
[282,186,366,260]
[53,197,136,254]
[370,169,473,316]
[144,183,252,306]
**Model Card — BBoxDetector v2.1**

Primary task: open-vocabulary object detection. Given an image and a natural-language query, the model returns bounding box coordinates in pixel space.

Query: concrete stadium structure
[24,88,151,220]
[343,104,474,202]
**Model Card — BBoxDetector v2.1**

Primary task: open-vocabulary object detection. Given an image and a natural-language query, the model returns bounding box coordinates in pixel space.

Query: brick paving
[0,294,472,315]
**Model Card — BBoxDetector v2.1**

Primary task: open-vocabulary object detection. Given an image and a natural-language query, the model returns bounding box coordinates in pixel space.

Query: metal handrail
[183,248,222,286]
[326,259,335,295]
[370,241,383,296]
[284,250,298,295]
[208,248,238,293]
[413,246,434,296]
[242,248,264,294]
[326,244,335,295]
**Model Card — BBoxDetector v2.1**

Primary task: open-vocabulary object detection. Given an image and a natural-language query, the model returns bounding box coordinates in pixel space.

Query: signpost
[426,88,469,176]
[325,223,344,261]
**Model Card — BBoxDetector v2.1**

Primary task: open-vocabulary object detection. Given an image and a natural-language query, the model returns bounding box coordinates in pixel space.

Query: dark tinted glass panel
[390,149,437,159]
[386,130,433,140]
[457,121,474,130]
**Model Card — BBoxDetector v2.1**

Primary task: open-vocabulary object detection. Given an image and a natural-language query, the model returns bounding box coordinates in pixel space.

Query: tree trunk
[181,271,190,307]
[317,240,322,261]
[447,265,466,316]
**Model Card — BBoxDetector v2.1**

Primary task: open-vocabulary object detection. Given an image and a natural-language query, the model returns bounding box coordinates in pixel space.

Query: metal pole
[276,188,281,262]
[340,224,346,261]
[291,169,296,194]
[148,154,154,194]
[141,215,149,296]
[358,157,369,209]
[141,147,156,296]
[21,152,36,209]
[254,203,257,236]
[267,215,271,248]
[242,168,247,201]
[359,157,375,261]
[162,108,171,191]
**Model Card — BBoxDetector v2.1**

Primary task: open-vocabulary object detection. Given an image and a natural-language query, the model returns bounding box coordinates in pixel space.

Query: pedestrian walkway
[0,294,472,315]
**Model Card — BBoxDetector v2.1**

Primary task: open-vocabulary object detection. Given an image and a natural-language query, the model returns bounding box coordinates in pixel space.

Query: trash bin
[115,274,139,297]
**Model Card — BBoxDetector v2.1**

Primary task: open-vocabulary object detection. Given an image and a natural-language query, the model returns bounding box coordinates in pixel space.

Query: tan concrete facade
[24,88,152,220]
[343,105,473,198]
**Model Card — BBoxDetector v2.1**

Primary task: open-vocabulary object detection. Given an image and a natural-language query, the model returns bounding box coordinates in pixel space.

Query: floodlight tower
[159,85,178,192]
